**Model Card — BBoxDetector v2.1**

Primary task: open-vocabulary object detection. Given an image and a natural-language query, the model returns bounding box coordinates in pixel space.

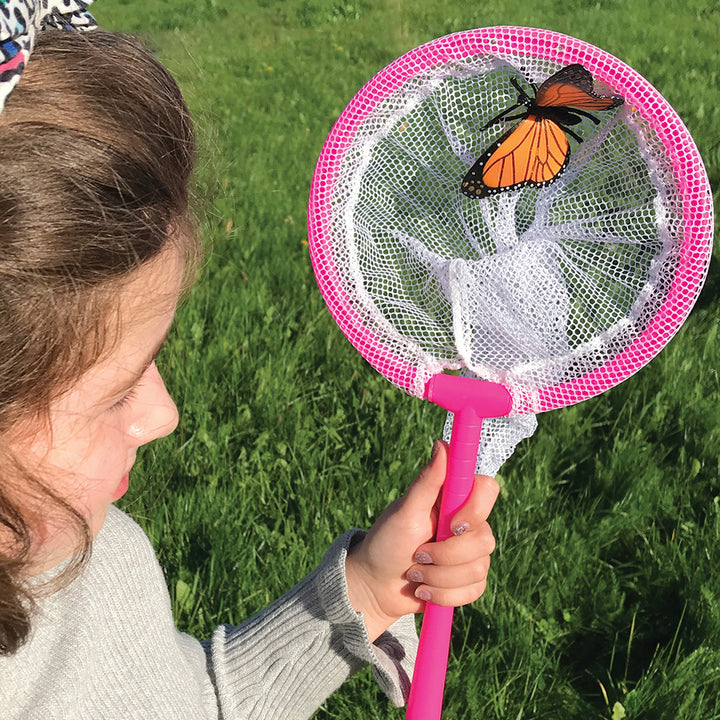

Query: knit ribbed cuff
[316,530,418,706]
[205,530,418,718]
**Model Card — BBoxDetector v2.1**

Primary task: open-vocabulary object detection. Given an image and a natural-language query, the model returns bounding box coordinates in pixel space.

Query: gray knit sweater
[1,505,418,718]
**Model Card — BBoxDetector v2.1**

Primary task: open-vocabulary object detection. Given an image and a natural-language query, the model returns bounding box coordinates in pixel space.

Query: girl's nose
[127,363,179,445]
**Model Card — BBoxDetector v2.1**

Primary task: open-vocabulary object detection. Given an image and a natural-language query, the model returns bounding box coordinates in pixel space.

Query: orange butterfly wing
[461,116,570,198]
[535,64,623,111]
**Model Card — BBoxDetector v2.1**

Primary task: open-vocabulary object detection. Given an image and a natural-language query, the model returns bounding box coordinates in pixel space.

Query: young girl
[0,5,500,718]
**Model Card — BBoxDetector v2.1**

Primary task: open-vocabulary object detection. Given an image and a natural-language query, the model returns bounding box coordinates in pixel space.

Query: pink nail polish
[416,589,431,602]
[452,522,469,536]
[414,551,432,564]
[430,440,441,460]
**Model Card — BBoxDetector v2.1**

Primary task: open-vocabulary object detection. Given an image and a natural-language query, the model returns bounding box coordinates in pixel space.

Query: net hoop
[307,26,713,413]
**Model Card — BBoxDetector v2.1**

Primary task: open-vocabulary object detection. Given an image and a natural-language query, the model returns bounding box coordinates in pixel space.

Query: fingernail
[430,440,441,460]
[416,588,431,602]
[452,522,469,536]
[407,569,424,583]
[414,551,432,564]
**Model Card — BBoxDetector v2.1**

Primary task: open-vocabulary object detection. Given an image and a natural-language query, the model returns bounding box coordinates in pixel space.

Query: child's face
[18,246,185,570]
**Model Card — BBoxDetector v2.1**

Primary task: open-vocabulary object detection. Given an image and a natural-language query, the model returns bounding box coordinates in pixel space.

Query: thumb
[403,440,448,510]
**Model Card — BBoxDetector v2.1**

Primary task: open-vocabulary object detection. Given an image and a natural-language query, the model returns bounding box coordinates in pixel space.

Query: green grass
[93,1,720,718]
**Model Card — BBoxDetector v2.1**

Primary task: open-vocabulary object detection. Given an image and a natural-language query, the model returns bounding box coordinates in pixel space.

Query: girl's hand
[345,440,500,641]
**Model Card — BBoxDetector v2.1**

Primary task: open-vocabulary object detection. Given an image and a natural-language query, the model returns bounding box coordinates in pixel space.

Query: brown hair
[0,29,198,655]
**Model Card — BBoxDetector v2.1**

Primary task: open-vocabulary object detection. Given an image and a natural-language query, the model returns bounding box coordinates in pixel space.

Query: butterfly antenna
[510,77,533,100]
[481,104,519,130]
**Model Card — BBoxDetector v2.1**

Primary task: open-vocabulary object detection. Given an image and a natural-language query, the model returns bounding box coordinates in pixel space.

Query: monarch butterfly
[461,64,623,199]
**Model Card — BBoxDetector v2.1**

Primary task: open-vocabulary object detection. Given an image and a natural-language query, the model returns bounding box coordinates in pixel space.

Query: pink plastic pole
[406,374,512,720]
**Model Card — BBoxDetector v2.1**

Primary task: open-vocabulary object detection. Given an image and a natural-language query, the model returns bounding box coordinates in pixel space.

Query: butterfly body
[461,64,623,199]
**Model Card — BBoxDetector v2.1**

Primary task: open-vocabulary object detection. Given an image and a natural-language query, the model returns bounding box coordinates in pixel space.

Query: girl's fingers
[406,555,491,591]
[401,461,500,609]
[414,519,496,566]
[413,578,489,608]
[411,473,498,565]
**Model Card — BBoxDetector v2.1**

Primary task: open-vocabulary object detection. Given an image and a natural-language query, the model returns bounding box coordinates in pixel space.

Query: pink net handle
[307,27,713,409]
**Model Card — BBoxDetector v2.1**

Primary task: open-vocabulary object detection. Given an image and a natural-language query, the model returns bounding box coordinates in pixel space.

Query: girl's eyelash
[110,386,139,411]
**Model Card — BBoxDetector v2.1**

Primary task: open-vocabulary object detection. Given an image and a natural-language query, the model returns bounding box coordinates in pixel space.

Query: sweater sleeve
[203,530,418,720]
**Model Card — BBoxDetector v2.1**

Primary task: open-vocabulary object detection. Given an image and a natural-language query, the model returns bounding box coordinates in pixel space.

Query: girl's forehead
[123,243,186,302]
[110,248,185,355]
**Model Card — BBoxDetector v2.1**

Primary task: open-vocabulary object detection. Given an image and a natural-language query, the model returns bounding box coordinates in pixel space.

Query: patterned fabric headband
[0,0,96,112]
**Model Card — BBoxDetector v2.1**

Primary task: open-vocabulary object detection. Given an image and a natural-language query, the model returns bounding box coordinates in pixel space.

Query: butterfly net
[308,29,712,474]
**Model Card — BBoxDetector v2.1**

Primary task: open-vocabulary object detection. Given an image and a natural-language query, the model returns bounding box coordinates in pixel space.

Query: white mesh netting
[309,31,712,475]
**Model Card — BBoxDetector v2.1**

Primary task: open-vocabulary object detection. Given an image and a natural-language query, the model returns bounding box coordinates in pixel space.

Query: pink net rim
[307,26,713,412]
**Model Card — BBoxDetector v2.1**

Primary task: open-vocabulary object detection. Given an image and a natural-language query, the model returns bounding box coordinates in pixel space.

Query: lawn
[95,1,720,718]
